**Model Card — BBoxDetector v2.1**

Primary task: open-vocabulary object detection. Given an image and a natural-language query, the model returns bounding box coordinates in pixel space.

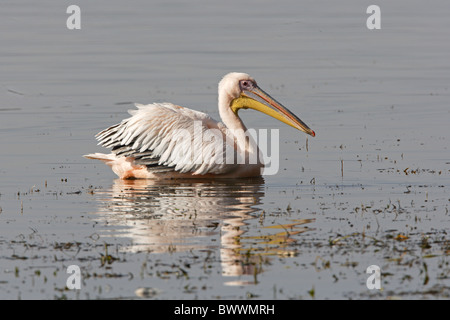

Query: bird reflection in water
[92,178,314,284]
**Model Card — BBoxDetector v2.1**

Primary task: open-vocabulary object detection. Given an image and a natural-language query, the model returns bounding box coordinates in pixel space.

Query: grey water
[0,0,449,299]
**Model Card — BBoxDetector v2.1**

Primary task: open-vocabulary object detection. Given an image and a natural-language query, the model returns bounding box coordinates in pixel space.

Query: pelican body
[84,72,315,179]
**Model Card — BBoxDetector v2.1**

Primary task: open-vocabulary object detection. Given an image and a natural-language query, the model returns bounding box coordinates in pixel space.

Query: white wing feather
[96,103,239,175]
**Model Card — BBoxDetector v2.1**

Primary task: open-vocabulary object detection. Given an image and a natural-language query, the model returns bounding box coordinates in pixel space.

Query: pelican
[84,72,315,179]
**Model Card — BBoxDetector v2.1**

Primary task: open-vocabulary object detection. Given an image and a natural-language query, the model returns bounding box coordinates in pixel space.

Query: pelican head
[218,72,315,137]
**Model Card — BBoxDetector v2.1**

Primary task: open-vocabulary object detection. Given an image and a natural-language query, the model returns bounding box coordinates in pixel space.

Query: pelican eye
[239,80,254,91]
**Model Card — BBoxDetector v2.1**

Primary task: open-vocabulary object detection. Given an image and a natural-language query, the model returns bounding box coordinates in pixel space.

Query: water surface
[0,0,449,299]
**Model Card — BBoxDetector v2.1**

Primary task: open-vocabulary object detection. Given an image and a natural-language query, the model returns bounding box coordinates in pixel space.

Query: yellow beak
[231,86,315,137]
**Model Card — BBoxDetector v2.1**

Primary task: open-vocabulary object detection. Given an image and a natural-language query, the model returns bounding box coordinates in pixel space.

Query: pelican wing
[96,103,237,175]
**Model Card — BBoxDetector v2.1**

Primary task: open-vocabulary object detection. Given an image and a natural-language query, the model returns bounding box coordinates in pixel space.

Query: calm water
[0,0,449,299]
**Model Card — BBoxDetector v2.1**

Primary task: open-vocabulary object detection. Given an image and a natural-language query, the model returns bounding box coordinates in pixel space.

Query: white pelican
[84,72,315,179]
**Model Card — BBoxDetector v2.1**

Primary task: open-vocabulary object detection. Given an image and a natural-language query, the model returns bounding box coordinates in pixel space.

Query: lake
[0,0,449,300]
